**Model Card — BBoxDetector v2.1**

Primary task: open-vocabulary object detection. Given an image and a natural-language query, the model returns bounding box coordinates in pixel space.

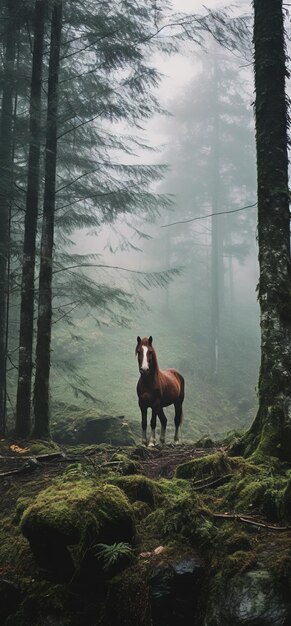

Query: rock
[148,554,205,626]
[52,413,136,446]
[80,416,136,446]
[20,480,135,582]
[0,578,22,623]
[105,564,151,626]
[204,569,291,626]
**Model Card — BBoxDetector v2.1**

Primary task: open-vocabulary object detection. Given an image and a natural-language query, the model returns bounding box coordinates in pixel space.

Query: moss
[20,479,135,578]
[132,501,152,520]
[175,451,245,480]
[0,438,61,457]
[13,496,35,525]
[195,436,215,449]
[224,549,257,575]
[157,477,191,501]
[110,452,140,475]
[0,514,35,577]
[218,464,288,522]
[108,475,160,507]
[105,563,151,626]
[225,532,252,554]
[6,581,72,626]
[137,490,213,552]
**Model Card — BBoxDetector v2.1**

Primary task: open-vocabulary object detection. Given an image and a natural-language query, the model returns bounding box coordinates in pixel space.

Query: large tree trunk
[15,0,46,438]
[33,0,63,439]
[241,0,291,459]
[0,0,17,435]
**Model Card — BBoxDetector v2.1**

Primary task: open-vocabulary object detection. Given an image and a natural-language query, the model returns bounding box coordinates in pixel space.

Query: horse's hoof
[148,441,155,448]
[142,440,147,447]
[174,439,180,445]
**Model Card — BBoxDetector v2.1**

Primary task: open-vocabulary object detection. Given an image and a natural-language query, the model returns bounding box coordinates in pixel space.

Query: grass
[47,304,259,442]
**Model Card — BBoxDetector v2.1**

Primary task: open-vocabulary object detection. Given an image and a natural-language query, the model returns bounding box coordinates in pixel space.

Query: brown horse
[135,335,184,446]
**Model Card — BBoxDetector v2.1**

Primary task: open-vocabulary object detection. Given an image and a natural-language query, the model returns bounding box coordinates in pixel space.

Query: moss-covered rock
[105,563,151,626]
[175,451,241,480]
[109,475,160,507]
[20,479,135,580]
[53,413,136,446]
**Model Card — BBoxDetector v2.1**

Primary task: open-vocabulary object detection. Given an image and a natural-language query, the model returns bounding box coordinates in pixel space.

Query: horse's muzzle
[140,368,149,375]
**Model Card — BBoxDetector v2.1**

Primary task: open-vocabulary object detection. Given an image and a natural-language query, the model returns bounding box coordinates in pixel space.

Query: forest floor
[0,441,217,484]
[1,439,291,625]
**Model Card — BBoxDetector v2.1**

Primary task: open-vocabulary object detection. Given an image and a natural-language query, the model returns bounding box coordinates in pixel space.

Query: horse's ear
[149,335,153,346]
[135,336,141,355]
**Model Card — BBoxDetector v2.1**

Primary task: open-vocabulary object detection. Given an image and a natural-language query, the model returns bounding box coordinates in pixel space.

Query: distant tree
[0,0,18,434]
[240,0,291,459]
[155,44,256,380]
[33,0,63,439]
[15,0,46,438]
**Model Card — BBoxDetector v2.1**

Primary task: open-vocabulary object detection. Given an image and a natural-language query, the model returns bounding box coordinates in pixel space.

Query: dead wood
[212,512,291,532]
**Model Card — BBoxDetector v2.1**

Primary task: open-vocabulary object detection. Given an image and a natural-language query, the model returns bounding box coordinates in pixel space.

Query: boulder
[148,554,205,626]
[204,569,291,626]
[20,480,135,582]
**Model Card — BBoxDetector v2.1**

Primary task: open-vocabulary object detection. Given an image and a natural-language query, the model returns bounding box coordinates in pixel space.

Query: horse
[135,335,185,446]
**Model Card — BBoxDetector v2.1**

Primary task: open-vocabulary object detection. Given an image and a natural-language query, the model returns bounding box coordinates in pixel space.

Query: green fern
[94,542,133,570]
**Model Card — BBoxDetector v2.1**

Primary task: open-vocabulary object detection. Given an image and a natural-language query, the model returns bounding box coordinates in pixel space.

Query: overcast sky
[157,0,252,99]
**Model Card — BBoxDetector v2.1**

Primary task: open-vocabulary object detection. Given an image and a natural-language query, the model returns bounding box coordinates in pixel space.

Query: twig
[212,512,291,532]
[192,473,233,490]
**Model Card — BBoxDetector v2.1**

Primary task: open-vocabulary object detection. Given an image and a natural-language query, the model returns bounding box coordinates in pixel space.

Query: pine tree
[33,0,63,438]
[15,0,46,438]
[240,0,291,460]
[0,0,18,434]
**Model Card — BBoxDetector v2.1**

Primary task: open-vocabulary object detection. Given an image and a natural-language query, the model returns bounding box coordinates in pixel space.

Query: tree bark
[15,0,46,438]
[241,0,291,459]
[33,0,63,439]
[0,0,17,435]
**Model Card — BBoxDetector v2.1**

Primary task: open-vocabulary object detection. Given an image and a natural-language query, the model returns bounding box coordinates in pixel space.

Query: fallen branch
[0,460,38,478]
[212,512,291,532]
[34,452,66,462]
[192,473,233,490]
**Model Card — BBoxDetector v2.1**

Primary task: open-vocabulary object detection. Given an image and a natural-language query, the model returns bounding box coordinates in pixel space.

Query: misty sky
[158,0,252,101]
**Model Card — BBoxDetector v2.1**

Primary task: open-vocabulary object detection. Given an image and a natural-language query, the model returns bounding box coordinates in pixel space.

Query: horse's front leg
[149,409,157,447]
[139,401,148,446]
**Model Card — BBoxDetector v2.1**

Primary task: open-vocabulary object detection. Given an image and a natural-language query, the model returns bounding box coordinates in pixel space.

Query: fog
[46,0,261,442]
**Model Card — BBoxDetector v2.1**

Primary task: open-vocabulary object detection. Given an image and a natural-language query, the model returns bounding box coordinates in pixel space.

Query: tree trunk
[0,0,17,435]
[15,0,46,438]
[33,0,63,439]
[241,0,291,459]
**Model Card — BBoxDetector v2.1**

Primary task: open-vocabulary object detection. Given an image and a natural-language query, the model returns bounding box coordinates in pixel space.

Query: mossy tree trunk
[33,0,63,439]
[15,0,46,438]
[242,0,291,459]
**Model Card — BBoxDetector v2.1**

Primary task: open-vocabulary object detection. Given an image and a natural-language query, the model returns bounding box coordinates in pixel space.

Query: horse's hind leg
[139,401,148,446]
[149,409,157,447]
[157,407,167,445]
[174,401,183,444]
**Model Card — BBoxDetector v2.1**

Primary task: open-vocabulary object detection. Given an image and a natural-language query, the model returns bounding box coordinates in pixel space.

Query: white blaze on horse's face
[140,345,149,373]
